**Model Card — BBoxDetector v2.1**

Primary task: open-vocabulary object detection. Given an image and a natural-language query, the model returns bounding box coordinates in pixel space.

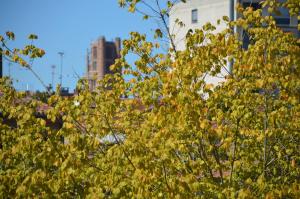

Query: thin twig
[103,115,136,170]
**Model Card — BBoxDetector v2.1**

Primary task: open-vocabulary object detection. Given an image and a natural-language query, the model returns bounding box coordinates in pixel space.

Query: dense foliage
[0,0,299,198]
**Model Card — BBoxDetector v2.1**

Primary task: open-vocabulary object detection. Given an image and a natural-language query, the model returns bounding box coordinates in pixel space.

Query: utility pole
[8,62,11,79]
[51,65,56,91]
[58,52,64,87]
[0,49,2,78]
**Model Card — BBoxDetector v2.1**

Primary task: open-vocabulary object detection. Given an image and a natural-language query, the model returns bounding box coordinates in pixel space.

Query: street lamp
[8,62,12,79]
[51,64,56,90]
[58,52,64,87]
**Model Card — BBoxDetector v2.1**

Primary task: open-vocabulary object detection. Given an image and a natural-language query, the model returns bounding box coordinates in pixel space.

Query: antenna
[58,52,64,87]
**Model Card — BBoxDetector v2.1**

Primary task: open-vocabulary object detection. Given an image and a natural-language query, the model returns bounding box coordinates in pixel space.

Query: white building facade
[169,0,299,85]
[170,0,232,51]
[170,0,299,51]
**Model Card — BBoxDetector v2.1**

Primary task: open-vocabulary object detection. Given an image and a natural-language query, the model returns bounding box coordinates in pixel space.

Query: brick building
[86,36,121,90]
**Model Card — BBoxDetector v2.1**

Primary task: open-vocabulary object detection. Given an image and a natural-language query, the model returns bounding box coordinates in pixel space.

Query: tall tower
[86,36,121,90]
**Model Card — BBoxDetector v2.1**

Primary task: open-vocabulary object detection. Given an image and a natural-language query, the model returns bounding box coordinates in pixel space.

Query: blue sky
[0,0,155,91]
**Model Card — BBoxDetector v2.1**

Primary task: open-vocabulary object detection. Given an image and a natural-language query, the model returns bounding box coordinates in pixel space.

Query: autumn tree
[0,0,299,198]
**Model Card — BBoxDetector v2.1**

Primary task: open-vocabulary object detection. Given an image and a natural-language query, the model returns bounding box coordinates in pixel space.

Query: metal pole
[8,62,11,79]
[51,65,56,91]
[229,0,235,74]
[58,52,64,87]
[229,0,234,22]
[0,49,2,78]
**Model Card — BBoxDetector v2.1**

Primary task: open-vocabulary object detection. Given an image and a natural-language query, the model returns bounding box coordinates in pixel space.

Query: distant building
[170,0,299,51]
[169,0,299,85]
[170,0,233,51]
[86,36,121,90]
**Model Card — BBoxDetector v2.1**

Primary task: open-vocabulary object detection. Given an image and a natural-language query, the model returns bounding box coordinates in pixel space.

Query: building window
[93,47,97,58]
[191,9,198,23]
[242,31,250,49]
[91,80,96,90]
[93,61,97,71]
[242,2,261,10]
[274,17,290,26]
